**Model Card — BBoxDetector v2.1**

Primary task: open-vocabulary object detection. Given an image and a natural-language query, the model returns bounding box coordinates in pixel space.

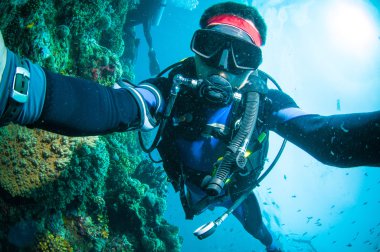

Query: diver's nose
[218,49,229,71]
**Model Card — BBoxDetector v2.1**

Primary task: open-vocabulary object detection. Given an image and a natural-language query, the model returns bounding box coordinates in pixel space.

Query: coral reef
[36,233,73,252]
[0,126,99,199]
[133,160,168,197]
[105,161,181,252]
[0,0,131,85]
[0,1,181,251]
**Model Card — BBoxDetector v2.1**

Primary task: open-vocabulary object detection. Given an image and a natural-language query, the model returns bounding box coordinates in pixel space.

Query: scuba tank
[152,0,167,26]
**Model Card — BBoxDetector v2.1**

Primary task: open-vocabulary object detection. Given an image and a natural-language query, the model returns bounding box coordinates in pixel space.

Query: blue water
[134,1,380,251]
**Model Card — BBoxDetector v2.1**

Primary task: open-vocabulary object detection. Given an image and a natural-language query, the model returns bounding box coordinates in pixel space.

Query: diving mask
[191,29,262,72]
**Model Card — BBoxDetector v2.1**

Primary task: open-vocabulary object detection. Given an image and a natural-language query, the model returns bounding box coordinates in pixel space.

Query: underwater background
[0,0,379,251]
[134,0,380,251]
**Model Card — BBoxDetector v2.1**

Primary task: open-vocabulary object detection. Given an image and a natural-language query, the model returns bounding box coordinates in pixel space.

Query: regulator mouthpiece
[198,75,233,106]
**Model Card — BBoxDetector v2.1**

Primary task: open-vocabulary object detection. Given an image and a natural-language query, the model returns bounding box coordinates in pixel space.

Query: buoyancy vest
[155,58,269,195]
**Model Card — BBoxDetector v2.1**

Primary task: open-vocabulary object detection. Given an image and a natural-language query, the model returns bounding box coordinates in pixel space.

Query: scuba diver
[123,0,167,76]
[1,2,380,251]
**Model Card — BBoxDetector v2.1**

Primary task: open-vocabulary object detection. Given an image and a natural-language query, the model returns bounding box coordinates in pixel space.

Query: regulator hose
[206,91,260,196]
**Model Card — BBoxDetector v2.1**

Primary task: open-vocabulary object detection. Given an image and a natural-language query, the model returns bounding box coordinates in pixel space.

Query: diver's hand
[122,81,164,131]
[148,49,160,76]
[136,82,164,131]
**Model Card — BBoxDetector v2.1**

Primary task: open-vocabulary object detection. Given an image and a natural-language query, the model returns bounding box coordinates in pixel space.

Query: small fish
[284,174,287,180]
[353,232,359,240]
[369,228,374,234]
[346,243,352,247]
[315,219,322,226]
[340,122,349,133]
[330,205,335,209]
[336,99,341,111]
[291,195,296,198]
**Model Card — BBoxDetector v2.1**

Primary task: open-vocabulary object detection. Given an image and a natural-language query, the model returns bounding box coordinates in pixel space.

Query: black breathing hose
[206,91,260,196]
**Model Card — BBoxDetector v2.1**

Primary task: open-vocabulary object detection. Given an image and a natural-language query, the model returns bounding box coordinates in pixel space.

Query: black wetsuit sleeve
[273,112,380,167]
[32,70,140,136]
[264,89,299,128]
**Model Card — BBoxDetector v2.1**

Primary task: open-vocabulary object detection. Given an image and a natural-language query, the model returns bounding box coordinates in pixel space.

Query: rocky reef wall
[0,0,181,251]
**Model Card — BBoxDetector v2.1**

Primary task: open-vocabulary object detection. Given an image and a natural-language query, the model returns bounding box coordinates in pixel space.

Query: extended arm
[0,32,162,136]
[274,112,380,167]
[32,71,141,136]
[266,89,380,167]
